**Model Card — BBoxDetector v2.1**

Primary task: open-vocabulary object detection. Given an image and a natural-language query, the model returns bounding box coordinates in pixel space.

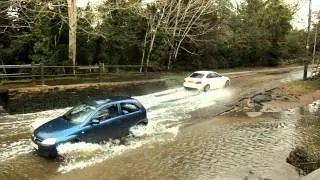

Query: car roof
[193,71,216,75]
[84,96,135,107]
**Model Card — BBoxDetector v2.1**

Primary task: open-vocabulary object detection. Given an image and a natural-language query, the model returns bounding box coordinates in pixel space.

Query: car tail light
[195,81,202,84]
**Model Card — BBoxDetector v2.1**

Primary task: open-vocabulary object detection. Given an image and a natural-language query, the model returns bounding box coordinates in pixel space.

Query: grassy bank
[285,79,320,95]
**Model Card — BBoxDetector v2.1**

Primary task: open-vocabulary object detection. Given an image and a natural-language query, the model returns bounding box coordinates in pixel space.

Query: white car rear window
[190,73,204,78]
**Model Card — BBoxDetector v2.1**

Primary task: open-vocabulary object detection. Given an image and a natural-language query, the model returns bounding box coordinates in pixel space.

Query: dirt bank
[261,80,320,112]
[231,78,320,113]
[261,89,320,112]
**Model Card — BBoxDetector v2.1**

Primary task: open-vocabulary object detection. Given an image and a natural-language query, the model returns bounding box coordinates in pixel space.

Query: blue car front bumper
[31,138,58,158]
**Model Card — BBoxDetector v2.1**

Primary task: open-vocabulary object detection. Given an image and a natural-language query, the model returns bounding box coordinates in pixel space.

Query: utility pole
[312,22,318,68]
[304,0,312,80]
[68,0,77,75]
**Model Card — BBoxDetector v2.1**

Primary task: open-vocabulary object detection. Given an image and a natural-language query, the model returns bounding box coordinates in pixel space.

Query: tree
[138,0,220,72]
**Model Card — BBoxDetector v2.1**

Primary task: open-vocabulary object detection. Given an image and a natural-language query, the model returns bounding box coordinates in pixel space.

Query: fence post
[99,62,103,82]
[105,65,109,73]
[143,63,148,76]
[74,64,77,79]
[116,66,120,74]
[40,62,45,85]
[31,62,35,83]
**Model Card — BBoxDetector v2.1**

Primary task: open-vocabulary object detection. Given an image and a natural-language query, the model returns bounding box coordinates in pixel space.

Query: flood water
[0,87,235,179]
[44,100,318,180]
[0,69,318,180]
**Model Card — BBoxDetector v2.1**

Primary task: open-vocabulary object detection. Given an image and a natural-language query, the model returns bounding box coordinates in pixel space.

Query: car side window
[208,73,221,78]
[207,73,216,78]
[94,104,119,122]
[120,103,140,115]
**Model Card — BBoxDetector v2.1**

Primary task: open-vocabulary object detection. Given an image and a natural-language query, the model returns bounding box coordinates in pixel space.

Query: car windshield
[189,73,204,78]
[63,104,96,124]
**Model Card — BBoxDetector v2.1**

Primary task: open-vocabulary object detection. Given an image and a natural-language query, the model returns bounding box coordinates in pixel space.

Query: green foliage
[283,30,306,59]
[0,0,306,71]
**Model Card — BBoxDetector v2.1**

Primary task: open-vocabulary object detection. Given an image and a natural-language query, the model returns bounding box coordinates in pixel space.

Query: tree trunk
[303,64,308,80]
[167,0,182,71]
[167,54,172,71]
[1,58,7,81]
[140,27,149,73]
[304,0,312,80]
[68,0,77,75]
[145,31,156,73]
[144,6,166,73]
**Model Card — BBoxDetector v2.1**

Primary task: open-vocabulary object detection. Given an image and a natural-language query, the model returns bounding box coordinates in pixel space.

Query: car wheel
[136,121,147,126]
[225,80,230,88]
[203,85,210,92]
[48,152,58,159]
[129,121,147,136]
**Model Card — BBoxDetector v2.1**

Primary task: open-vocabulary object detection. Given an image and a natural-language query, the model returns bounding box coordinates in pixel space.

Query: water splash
[0,139,33,162]
[0,86,233,173]
[56,88,232,173]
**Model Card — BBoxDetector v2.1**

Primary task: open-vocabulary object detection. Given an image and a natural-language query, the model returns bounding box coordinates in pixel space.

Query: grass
[286,79,320,95]
[0,79,33,85]
[167,74,187,83]
[287,147,320,175]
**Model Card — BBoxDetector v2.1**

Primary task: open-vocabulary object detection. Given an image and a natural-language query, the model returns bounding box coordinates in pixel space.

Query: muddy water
[0,87,234,179]
[2,96,320,180]
[46,101,319,180]
[0,69,317,180]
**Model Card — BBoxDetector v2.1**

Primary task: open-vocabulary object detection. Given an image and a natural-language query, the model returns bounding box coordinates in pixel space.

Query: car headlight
[41,138,57,146]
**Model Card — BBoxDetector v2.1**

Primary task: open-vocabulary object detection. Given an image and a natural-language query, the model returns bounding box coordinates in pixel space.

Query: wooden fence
[0,63,145,85]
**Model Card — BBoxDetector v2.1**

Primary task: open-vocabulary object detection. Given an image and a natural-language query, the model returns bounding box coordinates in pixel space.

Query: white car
[183,71,231,91]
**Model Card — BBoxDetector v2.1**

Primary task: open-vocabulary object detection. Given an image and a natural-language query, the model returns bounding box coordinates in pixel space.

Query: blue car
[31,97,148,157]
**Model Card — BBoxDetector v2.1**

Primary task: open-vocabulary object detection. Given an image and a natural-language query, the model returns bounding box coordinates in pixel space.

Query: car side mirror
[91,119,100,125]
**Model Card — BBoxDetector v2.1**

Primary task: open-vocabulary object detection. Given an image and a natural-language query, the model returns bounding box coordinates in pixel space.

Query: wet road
[52,101,320,180]
[0,69,317,180]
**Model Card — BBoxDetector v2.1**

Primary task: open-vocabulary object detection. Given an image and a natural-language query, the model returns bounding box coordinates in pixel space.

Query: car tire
[203,85,210,92]
[129,121,147,137]
[224,80,231,88]
[48,152,58,159]
[131,121,147,131]
[136,121,147,126]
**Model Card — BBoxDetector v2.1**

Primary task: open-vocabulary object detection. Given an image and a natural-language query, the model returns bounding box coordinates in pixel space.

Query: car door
[80,104,122,142]
[213,73,225,88]
[119,102,142,135]
[206,73,219,89]
[215,73,225,88]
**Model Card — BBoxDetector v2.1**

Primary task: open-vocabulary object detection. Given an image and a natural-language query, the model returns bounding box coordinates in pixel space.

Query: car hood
[33,117,79,140]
